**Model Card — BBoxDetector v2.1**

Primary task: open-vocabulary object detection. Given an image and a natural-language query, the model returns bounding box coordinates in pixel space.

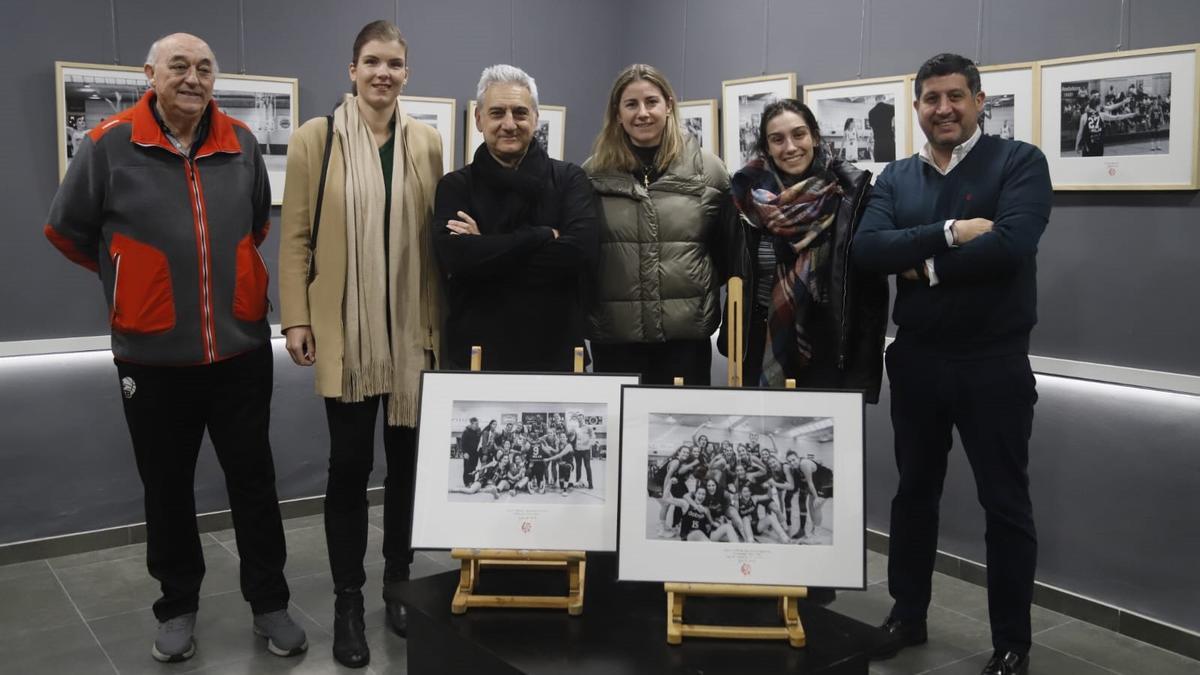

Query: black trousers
[884,339,1038,654]
[591,339,712,386]
[323,396,418,596]
[573,449,593,488]
[116,345,289,622]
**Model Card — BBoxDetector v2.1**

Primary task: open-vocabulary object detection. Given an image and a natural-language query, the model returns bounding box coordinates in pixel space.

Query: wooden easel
[663,278,810,647]
[449,346,587,616]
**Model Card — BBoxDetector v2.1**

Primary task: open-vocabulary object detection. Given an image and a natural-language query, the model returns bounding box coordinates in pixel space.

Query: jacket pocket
[233,233,270,321]
[109,233,175,334]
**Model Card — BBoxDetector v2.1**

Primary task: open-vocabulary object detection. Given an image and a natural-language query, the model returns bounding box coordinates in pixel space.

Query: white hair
[144,35,220,74]
[475,64,538,109]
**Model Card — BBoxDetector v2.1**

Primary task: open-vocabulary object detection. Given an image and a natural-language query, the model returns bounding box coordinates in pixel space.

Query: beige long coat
[278,112,443,412]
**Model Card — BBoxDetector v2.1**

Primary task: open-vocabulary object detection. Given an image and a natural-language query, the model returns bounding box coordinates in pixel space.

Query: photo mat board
[804,76,908,179]
[677,99,719,157]
[619,385,865,587]
[399,95,456,175]
[721,73,797,171]
[907,64,1039,151]
[412,371,638,552]
[465,100,566,164]
[56,61,298,206]
[1039,44,1198,190]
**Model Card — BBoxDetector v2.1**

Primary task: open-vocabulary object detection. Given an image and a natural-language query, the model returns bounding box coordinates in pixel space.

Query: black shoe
[871,615,928,660]
[332,592,369,669]
[981,650,1028,675]
[385,600,408,637]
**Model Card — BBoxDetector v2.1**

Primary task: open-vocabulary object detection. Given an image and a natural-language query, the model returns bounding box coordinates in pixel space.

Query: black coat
[433,142,600,371]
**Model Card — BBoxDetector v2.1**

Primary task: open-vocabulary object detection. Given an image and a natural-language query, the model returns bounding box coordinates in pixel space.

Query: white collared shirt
[917,127,982,285]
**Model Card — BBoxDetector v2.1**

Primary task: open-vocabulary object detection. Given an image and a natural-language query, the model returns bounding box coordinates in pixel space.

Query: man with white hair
[433,64,600,371]
[43,33,305,663]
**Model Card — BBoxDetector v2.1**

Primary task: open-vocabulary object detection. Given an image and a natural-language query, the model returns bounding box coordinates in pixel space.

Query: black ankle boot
[332,591,369,668]
[383,562,410,637]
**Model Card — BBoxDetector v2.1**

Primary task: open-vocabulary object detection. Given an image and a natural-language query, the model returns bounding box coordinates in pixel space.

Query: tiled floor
[1,508,1196,675]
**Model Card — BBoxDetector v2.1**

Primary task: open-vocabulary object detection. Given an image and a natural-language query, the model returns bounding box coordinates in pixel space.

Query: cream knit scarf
[333,94,422,426]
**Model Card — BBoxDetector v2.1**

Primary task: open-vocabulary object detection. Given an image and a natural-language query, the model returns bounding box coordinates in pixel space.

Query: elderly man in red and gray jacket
[44,32,305,664]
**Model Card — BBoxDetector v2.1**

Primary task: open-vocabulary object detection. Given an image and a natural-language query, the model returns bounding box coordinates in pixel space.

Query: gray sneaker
[253,609,308,656]
[151,612,197,663]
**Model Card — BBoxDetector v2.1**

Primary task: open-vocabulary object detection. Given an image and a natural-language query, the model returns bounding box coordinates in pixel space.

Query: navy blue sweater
[853,135,1052,355]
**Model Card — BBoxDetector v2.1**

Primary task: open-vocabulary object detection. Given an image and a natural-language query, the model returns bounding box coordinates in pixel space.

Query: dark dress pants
[591,338,712,386]
[117,345,289,622]
[885,339,1038,654]
[323,396,418,595]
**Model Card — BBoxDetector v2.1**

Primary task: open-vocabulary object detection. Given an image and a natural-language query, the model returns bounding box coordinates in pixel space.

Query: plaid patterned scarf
[732,153,842,386]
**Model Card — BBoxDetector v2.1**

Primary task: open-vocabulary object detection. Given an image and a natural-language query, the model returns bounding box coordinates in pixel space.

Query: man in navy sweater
[853,54,1051,675]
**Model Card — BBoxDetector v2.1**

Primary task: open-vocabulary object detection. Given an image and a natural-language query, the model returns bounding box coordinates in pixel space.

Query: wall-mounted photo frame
[721,73,797,171]
[411,371,638,552]
[1039,44,1198,190]
[55,61,298,206]
[676,99,719,156]
[465,101,566,165]
[907,62,1040,153]
[804,75,907,179]
[399,95,456,175]
[618,385,865,587]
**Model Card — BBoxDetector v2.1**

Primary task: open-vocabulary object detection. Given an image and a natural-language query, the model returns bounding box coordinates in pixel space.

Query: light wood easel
[663,278,810,647]
[449,346,587,616]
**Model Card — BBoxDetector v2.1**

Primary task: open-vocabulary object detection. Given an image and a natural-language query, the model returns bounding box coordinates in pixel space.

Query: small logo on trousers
[121,377,136,399]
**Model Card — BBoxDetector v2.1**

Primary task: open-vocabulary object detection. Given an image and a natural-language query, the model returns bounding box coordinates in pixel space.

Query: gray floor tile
[48,542,146,571]
[363,624,408,672]
[0,565,85,638]
[182,646,366,674]
[286,562,387,633]
[0,622,115,675]
[88,589,327,675]
[867,549,888,585]
[1036,620,1200,675]
[56,541,242,620]
[925,643,1119,674]
[280,514,327,533]
[870,604,994,675]
[222,525,384,581]
[416,549,459,573]
[928,573,990,618]
[0,558,51,582]
[826,580,894,626]
[961,601,1075,637]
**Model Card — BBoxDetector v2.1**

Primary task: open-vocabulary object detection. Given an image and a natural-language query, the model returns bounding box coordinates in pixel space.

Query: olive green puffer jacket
[584,137,744,344]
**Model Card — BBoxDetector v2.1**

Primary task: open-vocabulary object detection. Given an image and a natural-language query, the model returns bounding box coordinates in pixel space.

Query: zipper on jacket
[185,158,218,363]
[111,253,122,317]
[837,181,871,370]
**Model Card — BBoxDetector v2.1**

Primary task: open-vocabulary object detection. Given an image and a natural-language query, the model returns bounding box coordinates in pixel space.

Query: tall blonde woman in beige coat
[277,20,442,669]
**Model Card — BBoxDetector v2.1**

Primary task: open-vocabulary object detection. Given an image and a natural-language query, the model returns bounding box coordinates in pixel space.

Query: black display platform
[397,553,885,674]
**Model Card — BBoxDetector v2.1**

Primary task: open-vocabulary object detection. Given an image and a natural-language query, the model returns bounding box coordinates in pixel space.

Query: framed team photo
[1039,43,1198,190]
[721,73,797,171]
[618,385,866,588]
[399,95,456,175]
[465,101,566,165]
[55,61,298,205]
[804,75,908,179]
[677,99,719,156]
[908,62,1039,152]
[411,371,638,552]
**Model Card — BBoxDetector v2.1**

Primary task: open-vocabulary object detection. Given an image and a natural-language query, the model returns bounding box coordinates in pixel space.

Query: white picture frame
[399,95,456,175]
[805,75,908,179]
[618,386,865,588]
[412,371,638,552]
[908,63,1039,152]
[676,99,719,156]
[465,101,566,165]
[1039,43,1198,190]
[55,61,298,206]
[721,73,796,171]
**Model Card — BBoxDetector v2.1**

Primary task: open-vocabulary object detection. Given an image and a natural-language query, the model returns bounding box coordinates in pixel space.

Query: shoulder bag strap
[306,114,335,283]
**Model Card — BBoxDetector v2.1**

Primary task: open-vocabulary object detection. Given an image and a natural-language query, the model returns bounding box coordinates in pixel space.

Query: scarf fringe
[385,391,418,428]
[340,360,394,402]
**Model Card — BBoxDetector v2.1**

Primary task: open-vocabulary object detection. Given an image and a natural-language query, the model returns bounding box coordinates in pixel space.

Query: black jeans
[884,340,1038,654]
[323,396,418,596]
[573,449,593,488]
[116,345,289,622]
[591,339,712,386]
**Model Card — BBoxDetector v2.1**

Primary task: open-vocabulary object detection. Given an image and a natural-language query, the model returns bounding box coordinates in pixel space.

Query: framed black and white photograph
[721,73,797,171]
[805,75,907,178]
[618,386,865,587]
[677,99,718,156]
[399,95,455,175]
[411,371,638,551]
[1039,44,1198,190]
[55,61,298,205]
[465,101,566,165]
[908,63,1039,151]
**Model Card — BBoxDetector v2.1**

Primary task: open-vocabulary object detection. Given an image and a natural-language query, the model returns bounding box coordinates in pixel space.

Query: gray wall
[1,0,1199,637]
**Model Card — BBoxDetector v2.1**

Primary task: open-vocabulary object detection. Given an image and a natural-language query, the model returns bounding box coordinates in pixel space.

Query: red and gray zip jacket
[45,91,272,365]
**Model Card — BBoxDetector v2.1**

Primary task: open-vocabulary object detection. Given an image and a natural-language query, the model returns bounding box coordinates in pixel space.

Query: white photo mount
[465,101,566,164]
[399,95,456,175]
[908,62,1040,152]
[677,99,719,157]
[804,75,908,180]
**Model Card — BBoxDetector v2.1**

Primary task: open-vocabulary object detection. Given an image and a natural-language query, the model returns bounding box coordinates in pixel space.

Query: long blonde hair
[589,64,684,174]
